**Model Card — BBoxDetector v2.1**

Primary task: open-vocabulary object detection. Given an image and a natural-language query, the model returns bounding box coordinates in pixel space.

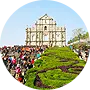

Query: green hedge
[25,47,86,89]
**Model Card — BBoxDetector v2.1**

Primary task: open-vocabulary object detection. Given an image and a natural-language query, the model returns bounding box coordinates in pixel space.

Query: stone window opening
[44,26,47,30]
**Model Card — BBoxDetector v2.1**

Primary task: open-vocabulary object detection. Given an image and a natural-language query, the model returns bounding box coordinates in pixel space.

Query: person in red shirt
[19,52,23,59]
[31,58,34,65]
[17,73,24,84]
[12,56,17,69]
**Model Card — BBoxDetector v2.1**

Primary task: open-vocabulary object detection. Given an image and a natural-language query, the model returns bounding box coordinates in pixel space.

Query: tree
[72,28,85,43]
[86,32,89,38]
[68,40,73,44]
[68,29,89,44]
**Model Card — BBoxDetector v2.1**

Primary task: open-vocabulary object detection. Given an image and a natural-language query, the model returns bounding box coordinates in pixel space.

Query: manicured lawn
[25,46,86,89]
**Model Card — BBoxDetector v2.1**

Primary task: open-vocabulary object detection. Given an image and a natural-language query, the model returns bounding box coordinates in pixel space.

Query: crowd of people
[69,45,89,61]
[0,45,48,84]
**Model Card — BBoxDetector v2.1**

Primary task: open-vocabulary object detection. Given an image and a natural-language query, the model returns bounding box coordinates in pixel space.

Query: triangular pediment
[39,14,53,20]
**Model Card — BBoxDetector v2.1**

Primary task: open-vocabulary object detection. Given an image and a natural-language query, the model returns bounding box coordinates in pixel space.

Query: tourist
[7,59,12,72]
[8,56,12,61]
[12,56,17,69]
[27,60,33,69]
[2,55,8,66]
[88,48,90,60]
[17,73,25,84]
[85,49,89,62]
[23,60,27,69]
[78,50,83,59]
[19,51,24,60]
[31,58,35,65]
[40,47,44,54]
[36,52,41,59]
[15,64,21,74]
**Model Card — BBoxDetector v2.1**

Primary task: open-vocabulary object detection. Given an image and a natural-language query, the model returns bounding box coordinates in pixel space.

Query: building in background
[25,14,66,47]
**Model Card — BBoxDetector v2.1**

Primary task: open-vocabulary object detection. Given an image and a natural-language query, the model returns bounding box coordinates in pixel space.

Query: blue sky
[0,0,87,46]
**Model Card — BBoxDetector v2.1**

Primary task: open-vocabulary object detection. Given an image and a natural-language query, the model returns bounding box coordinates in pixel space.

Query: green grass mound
[25,47,86,89]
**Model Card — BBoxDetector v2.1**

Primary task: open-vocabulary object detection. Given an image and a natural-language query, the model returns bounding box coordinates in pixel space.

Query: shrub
[25,47,86,89]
